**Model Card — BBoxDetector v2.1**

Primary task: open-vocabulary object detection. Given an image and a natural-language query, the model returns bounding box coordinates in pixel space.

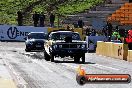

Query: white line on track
[90,64,119,71]
[24,52,37,56]
[31,60,75,80]
[62,63,79,70]
[62,63,119,71]
[0,46,27,88]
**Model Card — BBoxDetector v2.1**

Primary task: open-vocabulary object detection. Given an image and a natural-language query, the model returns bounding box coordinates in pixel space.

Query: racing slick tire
[82,53,85,63]
[44,51,50,61]
[25,46,31,52]
[51,54,54,62]
[25,48,31,52]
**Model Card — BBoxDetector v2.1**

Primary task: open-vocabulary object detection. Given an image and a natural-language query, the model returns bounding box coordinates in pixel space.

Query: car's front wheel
[44,50,50,61]
[82,53,85,63]
[25,49,30,52]
[25,46,31,52]
[74,56,80,63]
[51,54,54,62]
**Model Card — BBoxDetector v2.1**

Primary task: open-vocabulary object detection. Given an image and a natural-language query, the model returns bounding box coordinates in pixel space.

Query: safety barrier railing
[96,41,129,61]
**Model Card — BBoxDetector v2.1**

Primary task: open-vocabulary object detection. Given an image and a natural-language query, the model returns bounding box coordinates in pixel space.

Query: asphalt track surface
[0,42,132,88]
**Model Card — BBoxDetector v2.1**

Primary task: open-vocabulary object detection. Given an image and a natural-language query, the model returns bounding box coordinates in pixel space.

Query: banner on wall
[0,25,48,41]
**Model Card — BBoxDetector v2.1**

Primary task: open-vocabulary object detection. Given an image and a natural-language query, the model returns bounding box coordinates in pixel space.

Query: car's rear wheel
[44,50,50,61]
[25,46,31,52]
[82,53,85,63]
[25,49,30,52]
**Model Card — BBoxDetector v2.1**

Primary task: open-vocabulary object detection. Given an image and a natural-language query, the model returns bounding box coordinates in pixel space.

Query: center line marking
[91,64,119,71]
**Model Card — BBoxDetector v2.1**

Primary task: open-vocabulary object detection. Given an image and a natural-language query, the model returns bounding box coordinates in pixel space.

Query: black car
[25,32,47,52]
[44,31,87,63]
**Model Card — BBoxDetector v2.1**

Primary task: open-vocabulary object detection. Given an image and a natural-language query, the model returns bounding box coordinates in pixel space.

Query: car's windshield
[28,33,47,39]
[50,32,81,40]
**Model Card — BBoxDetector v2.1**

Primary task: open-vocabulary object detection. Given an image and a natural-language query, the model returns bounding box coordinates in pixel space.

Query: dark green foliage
[0,0,103,25]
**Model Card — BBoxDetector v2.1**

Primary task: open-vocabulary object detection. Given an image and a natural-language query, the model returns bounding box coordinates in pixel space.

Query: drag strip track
[0,42,132,88]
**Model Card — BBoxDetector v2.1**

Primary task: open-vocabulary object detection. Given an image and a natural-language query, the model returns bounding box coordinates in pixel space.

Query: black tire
[44,50,50,61]
[51,54,54,62]
[74,56,80,63]
[82,53,85,63]
[25,46,31,52]
[25,48,31,52]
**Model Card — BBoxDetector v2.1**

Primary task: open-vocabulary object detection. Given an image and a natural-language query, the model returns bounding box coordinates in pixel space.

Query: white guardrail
[0,25,48,41]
